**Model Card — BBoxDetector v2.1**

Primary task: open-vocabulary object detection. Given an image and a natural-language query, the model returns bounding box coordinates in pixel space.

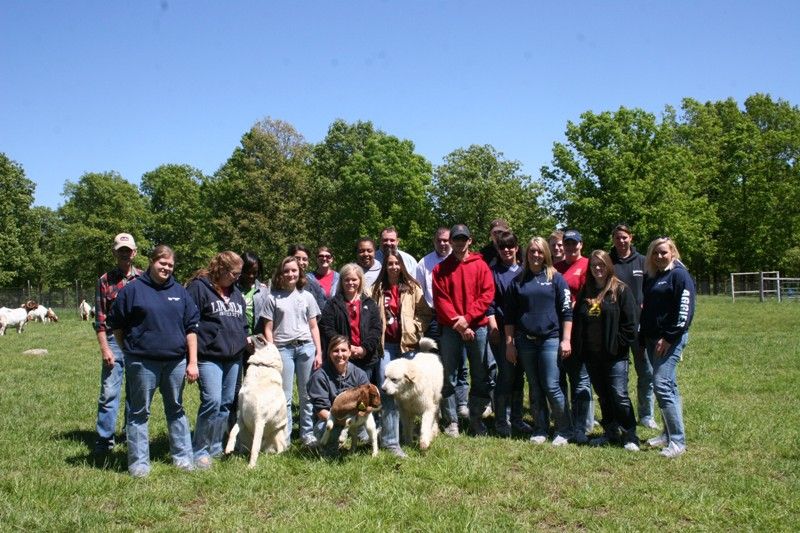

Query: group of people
[92,221,695,477]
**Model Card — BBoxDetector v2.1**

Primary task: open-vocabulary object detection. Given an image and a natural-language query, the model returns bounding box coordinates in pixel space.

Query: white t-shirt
[415,250,450,308]
[261,288,320,345]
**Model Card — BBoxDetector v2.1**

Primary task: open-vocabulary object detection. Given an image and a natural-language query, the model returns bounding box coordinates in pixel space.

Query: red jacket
[432,252,495,329]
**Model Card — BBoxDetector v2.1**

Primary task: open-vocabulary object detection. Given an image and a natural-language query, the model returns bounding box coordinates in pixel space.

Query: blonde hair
[644,237,681,277]
[337,263,365,298]
[187,251,243,286]
[522,236,556,282]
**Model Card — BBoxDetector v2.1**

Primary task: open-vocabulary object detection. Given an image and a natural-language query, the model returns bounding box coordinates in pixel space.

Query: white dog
[320,383,382,456]
[0,307,28,335]
[381,338,444,450]
[225,335,288,468]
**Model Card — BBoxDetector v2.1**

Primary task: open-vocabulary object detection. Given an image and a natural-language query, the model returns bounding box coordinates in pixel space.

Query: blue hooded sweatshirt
[640,261,695,344]
[109,270,200,360]
[185,276,248,361]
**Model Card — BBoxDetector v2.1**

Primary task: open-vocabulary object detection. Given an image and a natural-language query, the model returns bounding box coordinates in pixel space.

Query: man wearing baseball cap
[432,224,496,437]
[92,233,142,454]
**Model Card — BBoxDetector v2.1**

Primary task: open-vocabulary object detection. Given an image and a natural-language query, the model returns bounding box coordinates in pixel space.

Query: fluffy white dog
[381,338,444,450]
[225,335,288,468]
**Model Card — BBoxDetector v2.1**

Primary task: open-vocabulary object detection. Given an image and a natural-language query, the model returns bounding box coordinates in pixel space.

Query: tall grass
[0,296,798,530]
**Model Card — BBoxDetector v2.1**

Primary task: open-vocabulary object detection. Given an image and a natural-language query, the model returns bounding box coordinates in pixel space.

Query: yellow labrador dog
[225,335,287,468]
[381,338,444,451]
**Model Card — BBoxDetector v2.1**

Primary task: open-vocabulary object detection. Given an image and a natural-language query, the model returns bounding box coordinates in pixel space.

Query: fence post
[777,272,782,303]
[731,272,735,302]
[759,271,765,302]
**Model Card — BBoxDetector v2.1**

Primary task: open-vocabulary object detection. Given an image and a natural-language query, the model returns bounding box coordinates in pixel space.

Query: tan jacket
[374,284,432,354]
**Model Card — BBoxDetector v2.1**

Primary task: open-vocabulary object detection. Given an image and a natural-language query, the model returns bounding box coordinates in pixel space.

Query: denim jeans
[560,354,594,435]
[125,355,193,475]
[96,334,129,441]
[646,333,688,447]
[278,341,316,446]
[633,344,656,423]
[490,338,526,427]
[586,357,638,444]
[378,342,416,448]
[193,358,241,460]
[313,418,342,456]
[440,326,494,424]
[516,335,572,439]
[427,318,468,409]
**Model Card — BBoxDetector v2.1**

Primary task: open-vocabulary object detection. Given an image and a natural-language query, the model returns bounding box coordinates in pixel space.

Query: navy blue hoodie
[640,261,695,344]
[185,276,248,361]
[109,270,200,360]
[505,269,572,339]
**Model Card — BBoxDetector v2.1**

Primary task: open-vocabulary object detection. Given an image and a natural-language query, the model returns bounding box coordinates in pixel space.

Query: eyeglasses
[499,245,517,250]
[228,270,241,279]
[317,254,332,260]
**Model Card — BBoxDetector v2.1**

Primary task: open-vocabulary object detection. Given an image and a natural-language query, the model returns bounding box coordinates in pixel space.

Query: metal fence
[0,286,93,311]
[730,271,800,302]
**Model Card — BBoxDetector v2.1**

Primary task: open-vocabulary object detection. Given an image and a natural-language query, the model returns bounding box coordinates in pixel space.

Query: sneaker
[457,405,470,419]
[530,435,547,445]
[511,419,534,435]
[589,436,609,447]
[495,423,512,438]
[301,435,319,449]
[624,442,641,452]
[647,434,668,448]
[552,435,570,447]
[129,467,149,478]
[481,405,493,419]
[573,432,589,445]
[93,438,114,455]
[470,417,488,436]
[385,446,408,459]
[444,422,460,438]
[640,417,660,430]
[660,441,686,458]
[175,461,195,473]
[195,456,212,470]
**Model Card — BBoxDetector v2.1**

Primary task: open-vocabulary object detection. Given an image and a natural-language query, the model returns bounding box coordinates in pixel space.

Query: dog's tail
[418,337,437,353]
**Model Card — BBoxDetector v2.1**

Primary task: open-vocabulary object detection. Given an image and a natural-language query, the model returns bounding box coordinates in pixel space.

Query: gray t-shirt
[261,288,320,345]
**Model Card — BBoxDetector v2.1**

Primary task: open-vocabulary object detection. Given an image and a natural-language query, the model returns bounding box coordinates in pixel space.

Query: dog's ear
[368,384,381,408]
[405,363,418,384]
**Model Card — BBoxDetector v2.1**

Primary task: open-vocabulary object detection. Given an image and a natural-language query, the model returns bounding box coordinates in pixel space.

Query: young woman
[108,245,200,477]
[640,237,696,458]
[488,231,532,437]
[307,335,370,456]
[236,251,269,336]
[318,263,383,379]
[573,250,640,451]
[371,250,432,456]
[185,251,249,469]
[288,243,326,311]
[504,237,574,446]
[261,256,323,448]
[307,246,340,307]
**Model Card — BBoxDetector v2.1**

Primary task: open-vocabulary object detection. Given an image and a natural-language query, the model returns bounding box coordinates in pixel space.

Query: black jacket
[610,247,645,310]
[572,283,637,361]
[318,294,383,369]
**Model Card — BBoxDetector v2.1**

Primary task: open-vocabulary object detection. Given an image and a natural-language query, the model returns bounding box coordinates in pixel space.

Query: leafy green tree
[310,119,434,259]
[541,106,718,275]
[0,153,36,285]
[141,164,215,280]
[57,172,151,287]
[203,118,312,270]
[431,144,552,244]
[17,206,63,289]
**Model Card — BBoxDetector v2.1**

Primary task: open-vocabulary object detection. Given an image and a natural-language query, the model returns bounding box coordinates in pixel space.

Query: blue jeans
[193,358,241,460]
[516,335,572,439]
[586,357,638,444]
[96,334,129,441]
[560,353,594,435]
[440,326,494,424]
[125,355,193,475]
[313,418,342,456]
[378,342,416,448]
[633,344,656,423]
[646,333,688,447]
[278,341,316,445]
[427,318,468,409]
[491,338,526,426]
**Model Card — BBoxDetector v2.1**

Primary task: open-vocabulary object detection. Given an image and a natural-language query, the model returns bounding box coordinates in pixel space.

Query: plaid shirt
[94,266,143,333]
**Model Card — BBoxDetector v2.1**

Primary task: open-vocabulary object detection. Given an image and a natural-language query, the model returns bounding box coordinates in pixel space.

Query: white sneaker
[624,442,640,452]
[481,404,493,419]
[640,417,660,430]
[647,434,668,447]
[444,422,460,438]
[552,435,570,447]
[660,441,685,458]
[530,435,547,445]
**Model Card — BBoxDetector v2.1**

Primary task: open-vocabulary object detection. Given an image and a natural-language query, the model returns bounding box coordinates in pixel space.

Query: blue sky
[3,1,799,209]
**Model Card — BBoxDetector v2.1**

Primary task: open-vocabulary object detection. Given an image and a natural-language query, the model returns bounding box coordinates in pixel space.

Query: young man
[548,230,565,264]
[609,224,657,429]
[376,226,418,275]
[432,224,496,436]
[93,232,142,454]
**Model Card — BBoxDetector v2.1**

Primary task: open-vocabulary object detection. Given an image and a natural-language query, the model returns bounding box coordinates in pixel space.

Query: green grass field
[1,296,799,531]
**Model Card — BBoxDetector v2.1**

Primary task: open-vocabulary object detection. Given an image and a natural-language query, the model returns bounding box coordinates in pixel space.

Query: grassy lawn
[1,296,798,531]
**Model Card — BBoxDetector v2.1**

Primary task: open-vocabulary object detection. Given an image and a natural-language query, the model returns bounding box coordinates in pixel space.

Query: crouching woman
[307,335,370,455]
[109,245,200,478]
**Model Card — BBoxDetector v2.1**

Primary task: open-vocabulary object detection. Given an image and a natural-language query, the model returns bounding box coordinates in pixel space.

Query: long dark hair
[371,249,419,300]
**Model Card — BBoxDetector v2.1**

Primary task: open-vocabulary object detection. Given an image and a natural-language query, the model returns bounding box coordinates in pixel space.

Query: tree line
[1,93,798,291]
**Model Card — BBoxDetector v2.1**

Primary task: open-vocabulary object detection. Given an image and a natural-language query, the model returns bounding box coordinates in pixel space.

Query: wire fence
[730,271,800,302]
[0,286,94,312]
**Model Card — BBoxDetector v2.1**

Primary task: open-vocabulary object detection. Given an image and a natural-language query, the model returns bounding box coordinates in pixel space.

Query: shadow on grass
[57,429,174,473]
